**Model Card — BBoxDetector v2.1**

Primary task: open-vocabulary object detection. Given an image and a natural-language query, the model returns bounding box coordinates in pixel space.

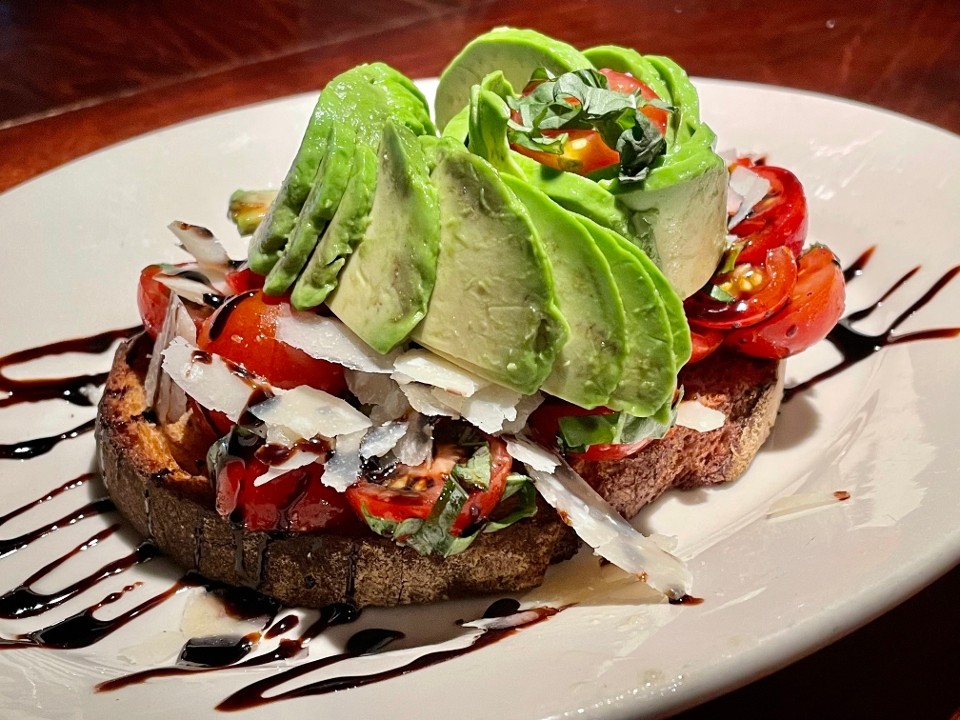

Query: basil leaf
[451,444,493,490]
[557,403,677,451]
[709,284,736,302]
[483,480,537,533]
[617,114,667,184]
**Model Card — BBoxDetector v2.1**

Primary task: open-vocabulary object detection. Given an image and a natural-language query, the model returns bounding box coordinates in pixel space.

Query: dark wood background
[1,1,957,717]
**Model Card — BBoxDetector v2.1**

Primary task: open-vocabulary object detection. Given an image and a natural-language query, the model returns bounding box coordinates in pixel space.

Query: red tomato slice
[724,246,845,358]
[216,455,360,533]
[688,326,725,364]
[685,246,798,330]
[197,290,346,394]
[137,265,173,338]
[345,439,511,537]
[731,165,808,265]
[569,439,653,462]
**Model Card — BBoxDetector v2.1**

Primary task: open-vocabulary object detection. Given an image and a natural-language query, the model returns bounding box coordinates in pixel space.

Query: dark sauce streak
[0,473,93,527]
[668,594,704,606]
[0,580,184,650]
[0,497,115,560]
[785,248,960,401]
[96,601,359,692]
[0,418,98,460]
[217,606,558,711]
[0,326,140,409]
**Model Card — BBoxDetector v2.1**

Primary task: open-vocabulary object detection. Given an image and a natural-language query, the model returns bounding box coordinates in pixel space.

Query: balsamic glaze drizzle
[0,245,956,708]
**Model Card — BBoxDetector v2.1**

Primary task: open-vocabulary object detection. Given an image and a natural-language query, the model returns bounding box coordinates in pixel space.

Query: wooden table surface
[2,1,957,717]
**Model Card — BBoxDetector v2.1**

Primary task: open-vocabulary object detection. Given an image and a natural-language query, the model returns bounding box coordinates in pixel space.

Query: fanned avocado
[290,143,378,309]
[575,215,677,416]
[434,27,592,130]
[248,63,434,277]
[326,123,439,354]
[411,139,567,394]
[500,174,626,409]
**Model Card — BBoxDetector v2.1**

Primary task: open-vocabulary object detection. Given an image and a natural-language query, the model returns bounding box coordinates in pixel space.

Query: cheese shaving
[276,312,400,373]
[161,337,257,422]
[675,400,726,432]
[249,386,371,443]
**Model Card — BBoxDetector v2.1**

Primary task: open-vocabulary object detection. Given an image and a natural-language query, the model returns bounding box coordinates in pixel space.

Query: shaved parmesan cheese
[394,413,433,466]
[501,392,544,434]
[252,447,324,487]
[360,422,408,459]
[344,370,409,423]
[250,386,371,444]
[401,382,460,419]
[505,437,558,473]
[154,272,221,306]
[276,312,400,373]
[524,459,691,599]
[392,350,488,397]
[675,400,726,432]
[161,337,257,422]
[767,491,851,519]
[459,384,526,433]
[168,221,233,269]
[728,165,771,230]
[322,430,366,492]
[146,293,196,411]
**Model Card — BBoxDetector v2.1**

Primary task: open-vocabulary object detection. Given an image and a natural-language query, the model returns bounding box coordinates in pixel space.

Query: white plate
[1,78,958,720]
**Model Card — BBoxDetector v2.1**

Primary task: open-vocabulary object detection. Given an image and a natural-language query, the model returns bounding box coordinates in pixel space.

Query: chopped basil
[505,67,670,183]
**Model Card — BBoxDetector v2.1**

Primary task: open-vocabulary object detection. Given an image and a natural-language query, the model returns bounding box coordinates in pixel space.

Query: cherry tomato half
[685,246,798,330]
[197,290,346,394]
[137,265,173,338]
[688,326,725,364]
[599,68,669,135]
[224,265,266,295]
[724,246,845,358]
[569,439,653,462]
[345,439,511,536]
[731,165,808,265]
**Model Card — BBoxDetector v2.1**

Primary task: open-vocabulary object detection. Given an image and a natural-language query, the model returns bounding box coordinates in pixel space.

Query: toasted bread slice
[96,334,579,608]
[96,335,781,608]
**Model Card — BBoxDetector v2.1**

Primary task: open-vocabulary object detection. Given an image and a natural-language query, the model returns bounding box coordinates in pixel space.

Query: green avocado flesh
[411,140,567,394]
[244,30,730,416]
[289,143,378,309]
[574,216,678,416]
[326,123,440,354]
[500,175,626,408]
[434,27,592,131]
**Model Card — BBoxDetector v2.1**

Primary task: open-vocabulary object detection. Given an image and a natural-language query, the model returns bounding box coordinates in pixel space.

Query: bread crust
[95,335,579,608]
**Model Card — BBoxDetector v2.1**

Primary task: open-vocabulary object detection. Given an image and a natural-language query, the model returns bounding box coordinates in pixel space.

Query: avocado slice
[262,122,356,295]
[326,123,440,354]
[499,174,626,408]
[411,140,567,394]
[574,216,678,416]
[434,27,592,130]
[290,143,378,309]
[248,63,435,276]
